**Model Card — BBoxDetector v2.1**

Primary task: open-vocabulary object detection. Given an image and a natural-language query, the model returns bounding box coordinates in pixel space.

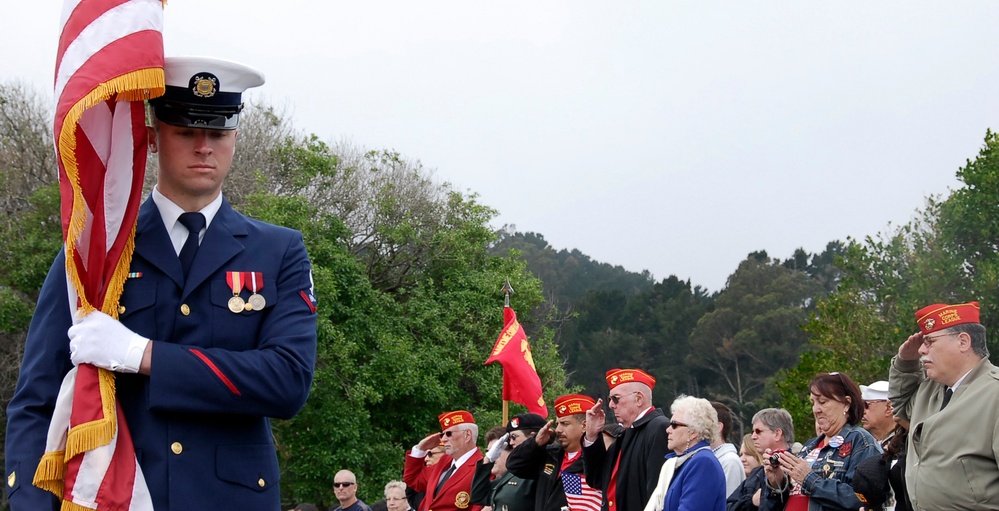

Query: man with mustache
[507,394,603,511]
[890,301,999,510]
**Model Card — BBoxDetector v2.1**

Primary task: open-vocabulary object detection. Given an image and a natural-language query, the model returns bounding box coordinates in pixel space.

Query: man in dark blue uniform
[5,56,318,510]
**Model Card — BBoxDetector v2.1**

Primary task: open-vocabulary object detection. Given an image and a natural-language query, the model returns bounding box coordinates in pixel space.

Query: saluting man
[583,369,670,511]
[506,394,604,511]
[5,56,318,510]
[405,411,485,511]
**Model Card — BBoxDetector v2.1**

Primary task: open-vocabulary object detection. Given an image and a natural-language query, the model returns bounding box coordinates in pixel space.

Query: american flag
[562,472,603,511]
[32,0,164,508]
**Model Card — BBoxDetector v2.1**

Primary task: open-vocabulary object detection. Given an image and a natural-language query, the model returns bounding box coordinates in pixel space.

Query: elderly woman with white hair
[644,395,727,511]
[384,481,414,511]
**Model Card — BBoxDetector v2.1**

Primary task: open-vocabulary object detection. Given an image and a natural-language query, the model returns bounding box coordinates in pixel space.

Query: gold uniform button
[171,442,183,455]
[258,478,266,488]
[180,304,190,316]
[118,305,126,315]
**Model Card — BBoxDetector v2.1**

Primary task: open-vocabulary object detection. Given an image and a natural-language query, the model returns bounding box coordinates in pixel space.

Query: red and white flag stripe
[34,0,164,509]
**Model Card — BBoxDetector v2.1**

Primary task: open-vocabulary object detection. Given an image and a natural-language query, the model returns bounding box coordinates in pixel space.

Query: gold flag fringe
[33,451,67,498]
[64,368,118,459]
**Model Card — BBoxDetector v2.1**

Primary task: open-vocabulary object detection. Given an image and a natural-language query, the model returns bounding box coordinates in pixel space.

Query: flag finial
[501,279,514,307]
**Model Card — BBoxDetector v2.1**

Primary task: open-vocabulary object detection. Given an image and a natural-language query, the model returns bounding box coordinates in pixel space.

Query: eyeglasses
[442,430,462,437]
[334,482,355,488]
[922,332,955,348]
[864,400,888,409]
[608,391,639,404]
[752,427,770,435]
[667,421,688,429]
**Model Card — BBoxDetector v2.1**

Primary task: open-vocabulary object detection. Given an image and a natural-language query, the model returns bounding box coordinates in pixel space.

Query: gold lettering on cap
[568,403,583,413]
[940,310,961,325]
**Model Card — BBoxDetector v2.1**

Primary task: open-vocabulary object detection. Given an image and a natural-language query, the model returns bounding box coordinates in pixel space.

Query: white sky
[3,2,997,292]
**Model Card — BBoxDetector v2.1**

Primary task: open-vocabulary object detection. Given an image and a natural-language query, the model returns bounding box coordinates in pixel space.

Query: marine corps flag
[486,306,548,417]
[33,0,164,508]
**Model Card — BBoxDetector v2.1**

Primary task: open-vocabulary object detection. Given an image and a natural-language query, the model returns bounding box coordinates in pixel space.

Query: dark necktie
[177,212,206,278]
[940,387,954,411]
[435,463,456,496]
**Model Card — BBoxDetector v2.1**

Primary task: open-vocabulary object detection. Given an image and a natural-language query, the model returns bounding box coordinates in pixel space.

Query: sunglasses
[608,391,639,404]
[442,430,463,437]
[334,482,355,488]
[667,421,688,429]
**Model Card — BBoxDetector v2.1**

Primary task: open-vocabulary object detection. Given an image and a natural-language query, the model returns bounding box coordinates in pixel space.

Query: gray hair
[457,422,479,441]
[671,395,718,442]
[751,408,795,447]
[384,480,407,496]
[950,323,989,358]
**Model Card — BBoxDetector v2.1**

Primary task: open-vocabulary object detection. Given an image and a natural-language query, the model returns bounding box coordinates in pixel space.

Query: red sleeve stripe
[188,348,241,396]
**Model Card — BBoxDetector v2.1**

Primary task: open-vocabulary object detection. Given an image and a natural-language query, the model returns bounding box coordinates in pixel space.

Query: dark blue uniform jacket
[5,198,318,510]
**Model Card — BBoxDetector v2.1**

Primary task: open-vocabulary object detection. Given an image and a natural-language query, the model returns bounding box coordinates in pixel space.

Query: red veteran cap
[439,410,475,430]
[554,394,596,418]
[605,368,656,391]
[916,301,981,334]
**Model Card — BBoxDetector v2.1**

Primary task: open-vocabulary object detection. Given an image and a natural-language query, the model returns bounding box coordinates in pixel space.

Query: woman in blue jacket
[645,395,727,511]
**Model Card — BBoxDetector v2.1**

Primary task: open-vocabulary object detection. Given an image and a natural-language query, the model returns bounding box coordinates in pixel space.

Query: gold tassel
[32,451,67,499]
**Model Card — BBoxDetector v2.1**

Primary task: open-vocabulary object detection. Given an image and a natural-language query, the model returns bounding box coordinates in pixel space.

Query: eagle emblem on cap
[191,74,218,98]
[443,418,452,427]
[511,418,520,428]
[610,375,619,384]
[925,318,935,331]
[558,405,567,414]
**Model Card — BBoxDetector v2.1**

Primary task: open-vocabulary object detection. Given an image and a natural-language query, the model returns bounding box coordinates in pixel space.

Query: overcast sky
[3,2,997,292]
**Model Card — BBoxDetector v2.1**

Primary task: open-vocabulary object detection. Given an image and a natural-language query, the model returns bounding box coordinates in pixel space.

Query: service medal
[246,272,266,310]
[249,293,266,310]
[228,296,245,313]
[226,271,247,314]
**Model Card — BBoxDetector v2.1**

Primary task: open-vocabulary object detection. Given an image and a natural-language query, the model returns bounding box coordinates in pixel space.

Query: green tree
[687,252,822,430]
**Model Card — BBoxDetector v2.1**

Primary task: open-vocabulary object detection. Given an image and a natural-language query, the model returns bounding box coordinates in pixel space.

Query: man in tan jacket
[890,301,999,510]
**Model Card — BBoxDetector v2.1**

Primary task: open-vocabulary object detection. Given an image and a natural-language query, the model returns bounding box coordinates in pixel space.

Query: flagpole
[500,279,514,425]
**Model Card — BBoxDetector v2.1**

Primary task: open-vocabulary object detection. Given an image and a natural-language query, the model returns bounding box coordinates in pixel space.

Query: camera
[768,449,786,466]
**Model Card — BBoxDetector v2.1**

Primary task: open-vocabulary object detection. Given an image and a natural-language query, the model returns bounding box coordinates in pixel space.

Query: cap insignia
[191,73,218,98]
[924,318,935,331]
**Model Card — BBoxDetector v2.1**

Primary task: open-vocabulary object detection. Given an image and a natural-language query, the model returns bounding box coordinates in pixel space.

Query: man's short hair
[458,422,479,442]
[710,401,733,442]
[752,408,795,447]
[951,323,989,358]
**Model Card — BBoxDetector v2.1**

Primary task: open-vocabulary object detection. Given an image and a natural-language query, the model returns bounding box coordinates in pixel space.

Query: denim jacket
[761,423,882,511]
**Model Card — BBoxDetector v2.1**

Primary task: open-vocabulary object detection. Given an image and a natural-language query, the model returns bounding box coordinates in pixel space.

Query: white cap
[860,380,889,401]
[151,56,265,129]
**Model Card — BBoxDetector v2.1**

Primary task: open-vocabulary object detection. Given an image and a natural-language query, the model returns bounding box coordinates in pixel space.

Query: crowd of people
[289,300,998,511]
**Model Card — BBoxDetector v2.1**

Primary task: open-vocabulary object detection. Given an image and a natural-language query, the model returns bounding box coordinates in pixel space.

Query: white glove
[68,310,149,373]
[486,432,510,462]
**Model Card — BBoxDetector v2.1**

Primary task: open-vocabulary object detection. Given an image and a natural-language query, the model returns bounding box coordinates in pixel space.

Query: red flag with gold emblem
[486,306,547,417]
